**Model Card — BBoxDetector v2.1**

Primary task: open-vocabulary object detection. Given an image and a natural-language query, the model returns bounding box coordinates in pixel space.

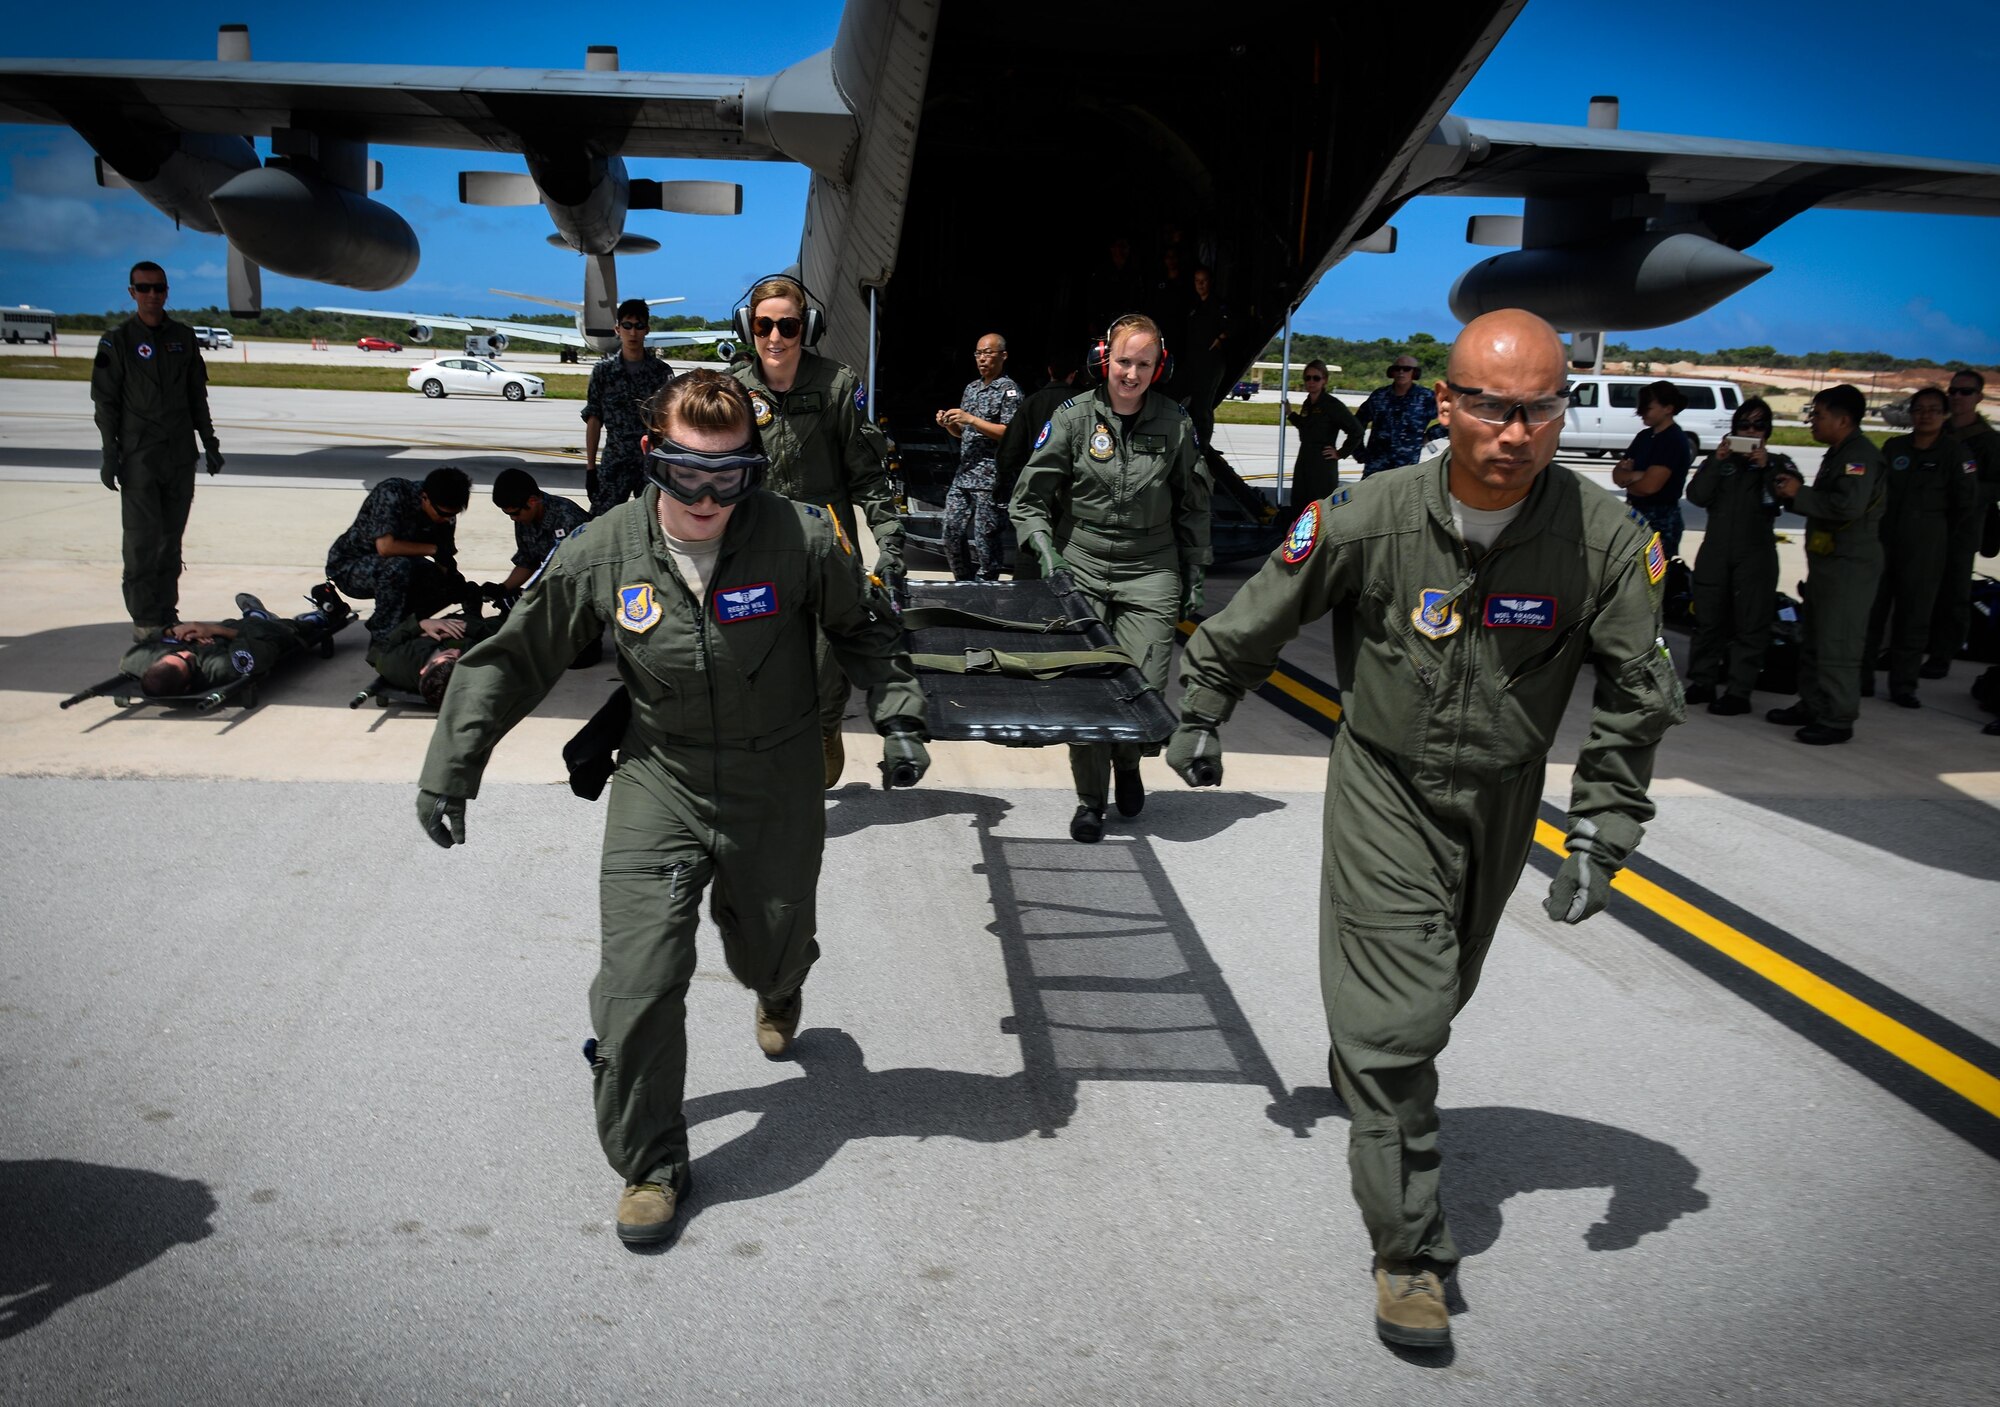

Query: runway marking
[1179,616,2000,1125]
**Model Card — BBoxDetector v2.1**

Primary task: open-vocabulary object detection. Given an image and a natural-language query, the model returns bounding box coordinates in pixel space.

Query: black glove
[1165,716,1224,787]
[417,789,467,848]
[879,719,930,789]
[100,455,121,492]
[203,440,224,476]
[1025,530,1072,580]
[1543,815,1635,924]
[871,529,906,585]
[478,581,509,604]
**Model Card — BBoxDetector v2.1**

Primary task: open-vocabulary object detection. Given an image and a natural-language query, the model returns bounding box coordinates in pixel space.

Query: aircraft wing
[1409,119,2000,243]
[315,307,587,349]
[644,330,729,349]
[0,60,775,161]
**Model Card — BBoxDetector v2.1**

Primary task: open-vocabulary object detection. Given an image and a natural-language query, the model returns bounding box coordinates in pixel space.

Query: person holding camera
[415,370,927,1246]
[1611,380,1692,559]
[1011,313,1210,842]
[1682,397,1793,715]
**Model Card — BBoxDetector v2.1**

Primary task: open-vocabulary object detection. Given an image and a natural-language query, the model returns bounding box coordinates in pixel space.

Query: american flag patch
[1645,534,1666,584]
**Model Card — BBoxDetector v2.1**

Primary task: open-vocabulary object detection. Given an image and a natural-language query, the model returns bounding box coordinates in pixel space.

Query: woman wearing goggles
[644,438,767,507]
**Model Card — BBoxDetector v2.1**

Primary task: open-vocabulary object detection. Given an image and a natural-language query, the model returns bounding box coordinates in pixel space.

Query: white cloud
[190,262,228,280]
[0,192,166,257]
[1904,298,1997,359]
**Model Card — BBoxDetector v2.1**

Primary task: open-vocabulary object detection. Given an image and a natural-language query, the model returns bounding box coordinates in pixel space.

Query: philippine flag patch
[616,583,662,633]
[1645,533,1667,585]
[1484,594,1557,629]
[715,582,779,624]
[1281,501,1321,565]
[1845,462,1868,476]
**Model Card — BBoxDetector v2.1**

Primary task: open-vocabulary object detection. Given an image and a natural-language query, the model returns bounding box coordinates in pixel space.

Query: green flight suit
[1178,455,1683,1268]
[419,487,923,1187]
[1684,448,1792,698]
[733,352,904,734]
[1011,387,1212,809]
[1866,433,1980,697]
[366,612,500,692]
[1789,431,1887,729]
[91,315,217,630]
[1286,391,1363,509]
[120,616,307,692]
[1927,414,2000,662]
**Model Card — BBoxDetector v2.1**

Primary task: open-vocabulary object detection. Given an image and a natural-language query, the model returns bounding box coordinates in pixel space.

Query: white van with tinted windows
[1561,375,1740,457]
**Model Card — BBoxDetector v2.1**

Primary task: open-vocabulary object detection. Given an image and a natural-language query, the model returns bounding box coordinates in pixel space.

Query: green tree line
[53,306,730,342]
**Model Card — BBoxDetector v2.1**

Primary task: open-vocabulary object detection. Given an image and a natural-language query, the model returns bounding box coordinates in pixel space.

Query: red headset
[1086,315,1173,386]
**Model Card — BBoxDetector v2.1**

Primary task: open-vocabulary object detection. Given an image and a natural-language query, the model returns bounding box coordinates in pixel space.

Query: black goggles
[645,438,767,505]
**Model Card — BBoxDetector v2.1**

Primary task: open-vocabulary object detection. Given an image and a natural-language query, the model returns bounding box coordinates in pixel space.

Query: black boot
[1765,701,1812,726]
[1114,767,1145,818]
[1069,805,1105,844]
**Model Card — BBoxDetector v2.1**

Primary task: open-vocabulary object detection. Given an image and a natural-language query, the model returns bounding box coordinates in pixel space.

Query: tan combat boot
[1374,1259,1451,1347]
[755,991,803,1058]
[822,727,845,788]
[615,1170,689,1246]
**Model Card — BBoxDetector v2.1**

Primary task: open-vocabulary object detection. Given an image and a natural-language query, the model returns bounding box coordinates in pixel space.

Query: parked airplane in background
[2,0,1996,419]
[318,289,726,360]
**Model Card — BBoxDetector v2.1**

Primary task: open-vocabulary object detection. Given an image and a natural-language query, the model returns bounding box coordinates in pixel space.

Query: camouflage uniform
[943,373,1022,580]
[584,353,673,516]
[366,611,501,692]
[1353,383,1439,478]
[325,478,461,642]
[512,493,591,574]
[120,615,313,691]
[91,315,217,631]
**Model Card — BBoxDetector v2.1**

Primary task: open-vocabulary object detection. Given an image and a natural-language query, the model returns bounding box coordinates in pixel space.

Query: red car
[356,335,403,352]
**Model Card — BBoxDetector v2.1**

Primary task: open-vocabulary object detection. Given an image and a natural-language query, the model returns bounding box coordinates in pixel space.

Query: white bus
[2,306,57,344]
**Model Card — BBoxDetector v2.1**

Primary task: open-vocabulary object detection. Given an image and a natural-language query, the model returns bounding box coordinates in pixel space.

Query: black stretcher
[59,613,354,713]
[900,577,1176,747]
[350,678,430,710]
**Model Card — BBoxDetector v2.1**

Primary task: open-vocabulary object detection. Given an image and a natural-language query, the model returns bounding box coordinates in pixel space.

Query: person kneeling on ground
[325,466,475,643]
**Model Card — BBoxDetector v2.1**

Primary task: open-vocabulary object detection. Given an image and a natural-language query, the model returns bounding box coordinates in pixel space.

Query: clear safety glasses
[1445,380,1573,426]
[645,439,767,506]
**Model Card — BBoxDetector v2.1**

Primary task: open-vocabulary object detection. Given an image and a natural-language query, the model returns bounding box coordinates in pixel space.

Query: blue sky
[2,2,1995,359]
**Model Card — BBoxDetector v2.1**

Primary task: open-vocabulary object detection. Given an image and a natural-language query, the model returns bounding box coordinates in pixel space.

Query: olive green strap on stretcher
[896,605,1093,635]
[909,646,1137,679]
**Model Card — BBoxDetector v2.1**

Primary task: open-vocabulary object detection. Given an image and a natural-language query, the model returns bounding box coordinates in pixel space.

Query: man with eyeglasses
[1351,353,1440,479]
[1281,358,1363,511]
[1764,384,1886,745]
[415,370,927,1245]
[1924,372,2000,678]
[324,466,474,643]
[934,333,1021,580]
[91,260,224,640]
[731,275,906,786]
[582,298,672,517]
[1167,309,1683,1349]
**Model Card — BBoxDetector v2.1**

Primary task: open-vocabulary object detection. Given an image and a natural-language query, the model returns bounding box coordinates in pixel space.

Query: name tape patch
[1484,594,1557,629]
[715,582,779,624]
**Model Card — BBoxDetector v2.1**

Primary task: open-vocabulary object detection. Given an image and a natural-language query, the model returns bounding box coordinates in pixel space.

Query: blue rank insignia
[1411,588,1462,640]
[616,583,662,634]
[1484,594,1557,629]
[1281,501,1321,565]
[1645,534,1666,585]
[715,582,779,624]
[231,648,256,675]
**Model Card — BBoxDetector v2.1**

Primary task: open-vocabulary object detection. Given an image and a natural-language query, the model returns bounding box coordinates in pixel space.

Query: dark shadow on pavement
[822,785,1011,840]
[1279,1085,1710,1256]
[683,1028,1074,1222]
[0,1159,217,1341]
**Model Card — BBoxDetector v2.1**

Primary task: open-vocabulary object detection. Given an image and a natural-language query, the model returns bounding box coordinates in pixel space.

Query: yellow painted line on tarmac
[1194,621,2000,1120]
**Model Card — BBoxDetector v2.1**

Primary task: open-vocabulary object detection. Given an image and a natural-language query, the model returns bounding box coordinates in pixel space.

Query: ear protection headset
[1085,314,1172,386]
[733,274,826,348]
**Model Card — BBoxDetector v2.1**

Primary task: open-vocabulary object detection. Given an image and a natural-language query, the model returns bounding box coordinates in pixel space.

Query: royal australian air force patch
[1088,423,1115,462]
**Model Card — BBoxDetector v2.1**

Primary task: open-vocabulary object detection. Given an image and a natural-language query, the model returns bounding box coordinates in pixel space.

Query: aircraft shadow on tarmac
[0,1159,217,1341]
[1272,1086,1711,1256]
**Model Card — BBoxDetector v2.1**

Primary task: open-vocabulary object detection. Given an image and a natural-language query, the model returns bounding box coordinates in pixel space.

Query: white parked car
[406,357,545,402]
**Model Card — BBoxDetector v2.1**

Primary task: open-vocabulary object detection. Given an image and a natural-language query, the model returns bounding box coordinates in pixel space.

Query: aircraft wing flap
[0,60,781,160]
[1424,118,2000,216]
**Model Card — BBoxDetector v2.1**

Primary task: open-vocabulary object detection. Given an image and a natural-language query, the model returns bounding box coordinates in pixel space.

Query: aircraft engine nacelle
[487,333,509,354]
[209,160,420,290]
[90,132,261,236]
[405,324,433,345]
[1448,232,1772,331]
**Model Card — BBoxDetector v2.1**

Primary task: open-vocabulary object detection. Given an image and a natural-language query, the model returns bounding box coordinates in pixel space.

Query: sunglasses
[646,438,767,506]
[130,282,168,294]
[753,316,803,339]
[617,320,648,331]
[1949,386,1981,396]
[1390,366,1417,374]
[1302,374,1325,383]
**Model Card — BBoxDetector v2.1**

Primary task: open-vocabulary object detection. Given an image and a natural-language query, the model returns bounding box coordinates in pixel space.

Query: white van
[1562,374,1741,457]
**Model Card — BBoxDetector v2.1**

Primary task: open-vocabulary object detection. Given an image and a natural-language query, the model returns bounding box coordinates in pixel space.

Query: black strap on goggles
[644,437,767,505]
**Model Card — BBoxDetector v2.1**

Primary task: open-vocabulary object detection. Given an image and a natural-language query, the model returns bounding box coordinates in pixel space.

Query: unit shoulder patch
[1411,588,1462,641]
[750,393,774,428]
[1087,425,1115,462]
[616,583,663,633]
[1280,501,1321,565]
[231,648,256,676]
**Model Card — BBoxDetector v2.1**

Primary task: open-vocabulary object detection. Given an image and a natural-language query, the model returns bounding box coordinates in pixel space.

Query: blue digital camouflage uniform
[1354,383,1440,478]
[512,492,591,572]
[325,478,459,641]
[943,373,1021,579]
[584,353,673,516]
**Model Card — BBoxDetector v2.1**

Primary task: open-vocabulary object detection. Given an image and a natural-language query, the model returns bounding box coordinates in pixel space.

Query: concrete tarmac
[2,381,1997,1404]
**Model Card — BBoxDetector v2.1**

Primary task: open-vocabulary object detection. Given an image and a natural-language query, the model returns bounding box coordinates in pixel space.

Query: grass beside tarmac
[0,357,587,400]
